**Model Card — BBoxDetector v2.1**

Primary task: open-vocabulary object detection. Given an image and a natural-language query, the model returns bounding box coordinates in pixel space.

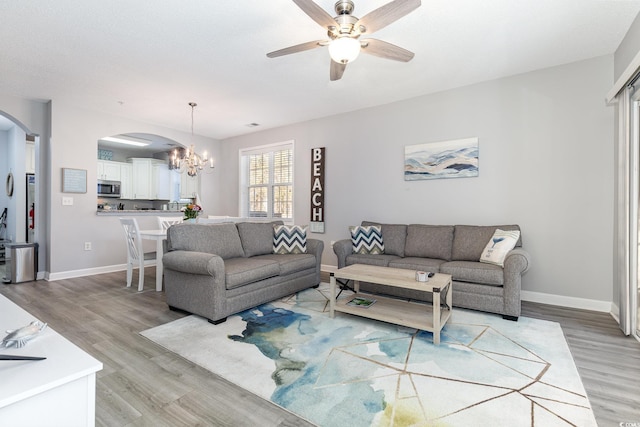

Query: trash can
[2,242,38,284]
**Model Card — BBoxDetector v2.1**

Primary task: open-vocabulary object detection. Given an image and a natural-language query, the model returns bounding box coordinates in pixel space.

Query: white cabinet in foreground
[0,295,102,426]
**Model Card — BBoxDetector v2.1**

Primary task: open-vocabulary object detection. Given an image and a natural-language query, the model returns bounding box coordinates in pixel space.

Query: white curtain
[615,82,640,336]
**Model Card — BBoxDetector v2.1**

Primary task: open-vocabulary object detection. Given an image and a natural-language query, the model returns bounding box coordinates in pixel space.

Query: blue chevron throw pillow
[273,225,308,254]
[350,225,385,254]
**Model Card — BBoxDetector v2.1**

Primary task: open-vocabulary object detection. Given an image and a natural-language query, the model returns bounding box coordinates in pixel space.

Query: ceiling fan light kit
[328,36,361,64]
[267,0,421,81]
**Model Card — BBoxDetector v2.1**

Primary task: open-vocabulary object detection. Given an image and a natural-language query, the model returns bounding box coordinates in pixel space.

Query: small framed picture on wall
[62,168,87,193]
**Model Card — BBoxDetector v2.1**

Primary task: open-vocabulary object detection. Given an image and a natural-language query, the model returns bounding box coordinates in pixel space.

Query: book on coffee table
[346,297,376,308]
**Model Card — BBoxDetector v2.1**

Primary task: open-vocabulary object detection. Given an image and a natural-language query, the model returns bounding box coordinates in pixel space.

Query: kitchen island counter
[96,210,184,216]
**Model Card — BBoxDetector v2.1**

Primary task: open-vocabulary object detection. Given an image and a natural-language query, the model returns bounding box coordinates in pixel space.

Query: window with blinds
[240,141,294,220]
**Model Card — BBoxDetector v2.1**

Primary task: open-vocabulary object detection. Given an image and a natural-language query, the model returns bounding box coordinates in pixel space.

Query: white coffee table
[329,264,453,345]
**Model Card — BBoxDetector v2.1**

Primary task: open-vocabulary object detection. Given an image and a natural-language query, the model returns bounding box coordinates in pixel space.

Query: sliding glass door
[617,79,640,339]
[634,85,640,340]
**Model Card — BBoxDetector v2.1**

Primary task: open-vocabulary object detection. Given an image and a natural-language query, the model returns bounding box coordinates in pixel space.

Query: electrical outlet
[62,196,73,206]
[84,242,92,251]
[330,240,335,249]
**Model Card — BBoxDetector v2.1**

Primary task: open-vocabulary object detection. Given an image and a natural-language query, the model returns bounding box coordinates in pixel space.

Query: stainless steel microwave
[97,180,121,198]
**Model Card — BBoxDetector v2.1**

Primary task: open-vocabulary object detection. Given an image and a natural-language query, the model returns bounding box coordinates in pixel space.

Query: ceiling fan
[267,0,421,81]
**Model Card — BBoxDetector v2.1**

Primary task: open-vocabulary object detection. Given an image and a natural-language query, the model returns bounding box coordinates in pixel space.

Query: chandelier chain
[189,102,197,136]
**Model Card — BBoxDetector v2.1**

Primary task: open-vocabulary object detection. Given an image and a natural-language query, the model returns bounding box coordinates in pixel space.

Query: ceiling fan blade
[293,0,337,29]
[330,60,347,81]
[361,39,414,62]
[357,0,421,35]
[267,40,325,58]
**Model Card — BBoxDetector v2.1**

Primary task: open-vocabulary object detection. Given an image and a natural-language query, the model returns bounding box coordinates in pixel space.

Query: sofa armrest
[504,248,530,275]
[162,250,227,322]
[163,250,225,278]
[333,239,352,268]
[306,238,325,274]
[502,248,531,318]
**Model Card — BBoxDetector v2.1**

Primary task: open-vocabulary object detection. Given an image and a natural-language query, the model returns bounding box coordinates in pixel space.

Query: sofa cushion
[480,229,521,267]
[237,222,280,257]
[257,253,316,276]
[362,221,407,257]
[404,225,454,261]
[452,225,521,261]
[440,261,504,286]
[388,257,446,272]
[273,225,308,254]
[167,223,244,260]
[350,225,384,254]
[224,257,280,289]
[346,253,401,267]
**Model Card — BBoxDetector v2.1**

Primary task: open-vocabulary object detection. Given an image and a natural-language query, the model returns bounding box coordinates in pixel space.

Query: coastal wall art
[404,137,479,181]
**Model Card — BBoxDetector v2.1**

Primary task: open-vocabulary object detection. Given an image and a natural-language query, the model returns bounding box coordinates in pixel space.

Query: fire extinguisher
[29,203,35,230]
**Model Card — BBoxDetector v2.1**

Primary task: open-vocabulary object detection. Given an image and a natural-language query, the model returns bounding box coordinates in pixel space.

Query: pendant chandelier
[171,102,214,177]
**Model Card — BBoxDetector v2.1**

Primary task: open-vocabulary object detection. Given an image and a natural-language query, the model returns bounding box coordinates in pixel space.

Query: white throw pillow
[480,229,520,267]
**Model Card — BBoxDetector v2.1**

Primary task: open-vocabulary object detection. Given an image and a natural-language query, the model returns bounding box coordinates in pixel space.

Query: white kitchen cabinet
[152,162,170,200]
[129,158,171,200]
[130,158,152,199]
[180,169,200,199]
[97,160,122,181]
[120,163,133,199]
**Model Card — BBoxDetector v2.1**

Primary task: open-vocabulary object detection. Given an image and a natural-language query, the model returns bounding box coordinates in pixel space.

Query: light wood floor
[1,269,639,426]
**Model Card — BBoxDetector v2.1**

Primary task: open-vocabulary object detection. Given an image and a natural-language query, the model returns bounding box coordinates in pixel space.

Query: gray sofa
[333,221,530,320]
[163,222,323,324]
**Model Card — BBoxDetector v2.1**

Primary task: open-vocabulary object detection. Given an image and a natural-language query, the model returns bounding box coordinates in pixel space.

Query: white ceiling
[1,0,639,140]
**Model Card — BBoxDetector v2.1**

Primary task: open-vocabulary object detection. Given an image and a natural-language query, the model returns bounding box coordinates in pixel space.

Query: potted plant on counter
[182,203,202,222]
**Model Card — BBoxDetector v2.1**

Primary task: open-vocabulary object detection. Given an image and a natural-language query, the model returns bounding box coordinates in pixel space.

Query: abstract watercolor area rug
[141,284,596,427]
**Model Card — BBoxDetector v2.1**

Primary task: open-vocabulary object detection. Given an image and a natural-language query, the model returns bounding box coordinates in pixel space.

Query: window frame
[239,140,294,222]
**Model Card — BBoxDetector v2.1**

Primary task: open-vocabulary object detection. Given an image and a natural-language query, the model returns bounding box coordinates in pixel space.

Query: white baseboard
[521,290,612,313]
[610,302,621,324]
[46,264,130,281]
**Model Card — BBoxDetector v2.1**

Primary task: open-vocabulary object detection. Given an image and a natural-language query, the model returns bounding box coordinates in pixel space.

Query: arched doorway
[0,111,40,279]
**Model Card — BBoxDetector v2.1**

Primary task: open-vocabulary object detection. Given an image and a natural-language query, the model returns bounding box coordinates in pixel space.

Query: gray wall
[47,101,221,276]
[0,55,618,307]
[5,126,27,243]
[0,96,221,277]
[221,56,614,305]
[614,11,640,81]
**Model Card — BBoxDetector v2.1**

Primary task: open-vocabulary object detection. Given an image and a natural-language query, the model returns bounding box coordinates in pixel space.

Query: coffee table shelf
[330,265,453,344]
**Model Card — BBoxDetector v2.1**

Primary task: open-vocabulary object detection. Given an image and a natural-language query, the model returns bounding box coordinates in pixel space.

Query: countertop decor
[182,203,202,220]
